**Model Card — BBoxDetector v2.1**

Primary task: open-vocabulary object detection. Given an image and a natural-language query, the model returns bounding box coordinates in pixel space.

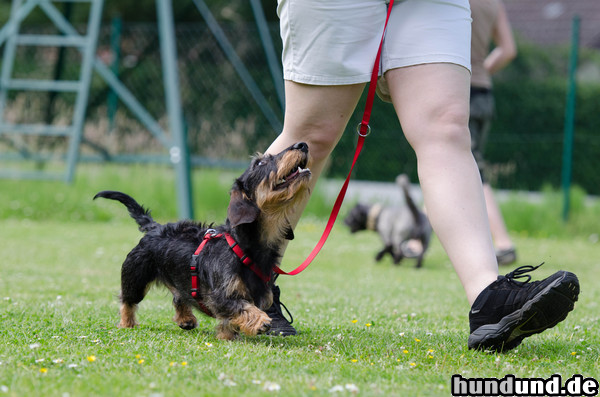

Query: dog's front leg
[375,245,392,262]
[216,319,238,340]
[215,302,271,339]
[392,250,405,265]
[172,295,198,330]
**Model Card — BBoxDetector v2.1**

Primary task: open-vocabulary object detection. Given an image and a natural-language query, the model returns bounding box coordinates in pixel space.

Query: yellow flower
[571,352,577,356]
[351,359,358,363]
[135,354,141,359]
[87,355,96,362]
[403,350,409,354]
[414,338,421,342]
[409,362,416,367]
[138,359,145,364]
[40,368,48,373]
[351,319,358,324]
[365,323,372,327]
[181,361,188,366]
[169,362,176,367]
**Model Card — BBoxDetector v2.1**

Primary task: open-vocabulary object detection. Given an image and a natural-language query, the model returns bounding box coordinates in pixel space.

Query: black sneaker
[496,247,517,266]
[265,285,297,336]
[468,264,579,352]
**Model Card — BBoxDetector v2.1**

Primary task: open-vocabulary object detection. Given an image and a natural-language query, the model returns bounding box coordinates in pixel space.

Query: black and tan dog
[344,174,432,268]
[94,142,311,340]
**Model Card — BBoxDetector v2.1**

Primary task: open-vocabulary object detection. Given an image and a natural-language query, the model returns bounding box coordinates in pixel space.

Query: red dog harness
[190,230,271,315]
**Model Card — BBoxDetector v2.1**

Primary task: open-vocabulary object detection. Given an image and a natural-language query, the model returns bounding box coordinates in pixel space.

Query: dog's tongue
[287,169,300,180]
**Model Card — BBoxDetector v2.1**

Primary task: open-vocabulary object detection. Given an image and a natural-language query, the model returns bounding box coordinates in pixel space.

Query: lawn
[0,165,598,396]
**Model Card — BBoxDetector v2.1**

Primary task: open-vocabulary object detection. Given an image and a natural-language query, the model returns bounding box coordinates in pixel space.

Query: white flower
[29,343,41,349]
[263,382,281,392]
[345,384,359,393]
[329,385,344,393]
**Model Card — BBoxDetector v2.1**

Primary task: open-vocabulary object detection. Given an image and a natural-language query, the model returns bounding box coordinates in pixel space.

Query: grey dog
[343,175,432,268]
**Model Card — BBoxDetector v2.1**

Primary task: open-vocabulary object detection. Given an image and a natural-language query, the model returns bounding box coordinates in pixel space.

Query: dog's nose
[293,142,308,153]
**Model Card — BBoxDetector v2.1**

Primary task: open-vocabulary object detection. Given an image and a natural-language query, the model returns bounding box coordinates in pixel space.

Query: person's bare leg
[263,82,365,335]
[386,64,498,305]
[483,183,514,251]
[266,81,365,232]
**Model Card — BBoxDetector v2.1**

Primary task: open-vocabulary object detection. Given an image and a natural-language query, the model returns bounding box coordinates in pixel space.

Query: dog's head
[227,142,311,242]
[343,203,370,233]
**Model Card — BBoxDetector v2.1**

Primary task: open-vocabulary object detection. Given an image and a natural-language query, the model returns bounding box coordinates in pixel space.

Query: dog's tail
[93,190,156,233]
[396,174,421,225]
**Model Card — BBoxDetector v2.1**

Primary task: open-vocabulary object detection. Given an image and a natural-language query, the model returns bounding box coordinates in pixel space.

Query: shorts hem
[283,71,373,86]
[383,54,471,74]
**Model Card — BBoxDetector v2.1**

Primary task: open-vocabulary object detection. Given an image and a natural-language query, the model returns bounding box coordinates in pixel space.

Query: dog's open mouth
[275,160,310,190]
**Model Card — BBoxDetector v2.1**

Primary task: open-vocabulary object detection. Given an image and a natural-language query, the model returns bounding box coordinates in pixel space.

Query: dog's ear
[284,221,294,240]
[228,188,260,228]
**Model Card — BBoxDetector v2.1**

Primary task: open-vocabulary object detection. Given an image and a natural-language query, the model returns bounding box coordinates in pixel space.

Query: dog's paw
[257,320,271,335]
[173,306,198,330]
[177,318,198,330]
[231,305,272,336]
[118,319,138,328]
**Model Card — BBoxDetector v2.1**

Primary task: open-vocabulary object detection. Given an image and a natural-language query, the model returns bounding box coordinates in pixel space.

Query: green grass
[0,165,599,396]
[0,163,334,224]
[0,163,598,239]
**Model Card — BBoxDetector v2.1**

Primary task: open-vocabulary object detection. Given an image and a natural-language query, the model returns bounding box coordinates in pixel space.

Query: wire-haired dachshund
[94,142,311,340]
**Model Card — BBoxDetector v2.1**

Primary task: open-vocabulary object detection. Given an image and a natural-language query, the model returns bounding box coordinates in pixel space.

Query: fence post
[157,0,194,219]
[107,16,121,133]
[561,15,579,222]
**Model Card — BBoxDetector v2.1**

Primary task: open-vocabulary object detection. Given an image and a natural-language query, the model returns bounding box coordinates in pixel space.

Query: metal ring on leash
[356,122,371,137]
[204,228,217,238]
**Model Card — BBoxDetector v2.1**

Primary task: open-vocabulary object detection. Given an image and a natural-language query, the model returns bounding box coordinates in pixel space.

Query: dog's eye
[256,160,265,167]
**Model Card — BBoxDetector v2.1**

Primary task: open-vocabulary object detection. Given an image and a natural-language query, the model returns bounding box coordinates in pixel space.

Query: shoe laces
[270,285,294,325]
[505,263,544,284]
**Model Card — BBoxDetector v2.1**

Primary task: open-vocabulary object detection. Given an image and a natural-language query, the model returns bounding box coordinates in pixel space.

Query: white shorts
[278,0,472,86]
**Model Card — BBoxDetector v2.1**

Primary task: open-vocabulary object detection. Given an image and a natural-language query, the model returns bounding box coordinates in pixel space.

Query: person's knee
[434,105,470,145]
[288,120,345,163]
[410,104,471,153]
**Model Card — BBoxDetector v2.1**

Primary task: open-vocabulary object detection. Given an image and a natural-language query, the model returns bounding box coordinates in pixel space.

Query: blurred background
[1,0,599,206]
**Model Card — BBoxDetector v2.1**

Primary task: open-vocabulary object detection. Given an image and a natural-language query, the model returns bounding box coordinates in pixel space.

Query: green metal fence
[1,15,600,202]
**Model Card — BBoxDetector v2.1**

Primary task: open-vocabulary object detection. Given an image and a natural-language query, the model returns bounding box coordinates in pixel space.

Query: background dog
[94,142,311,340]
[344,174,432,268]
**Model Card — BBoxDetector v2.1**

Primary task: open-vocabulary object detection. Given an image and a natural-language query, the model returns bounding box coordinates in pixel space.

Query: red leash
[274,0,394,277]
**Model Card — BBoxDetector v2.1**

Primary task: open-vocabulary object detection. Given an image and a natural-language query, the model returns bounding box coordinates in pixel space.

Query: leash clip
[204,229,217,239]
[356,122,371,137]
